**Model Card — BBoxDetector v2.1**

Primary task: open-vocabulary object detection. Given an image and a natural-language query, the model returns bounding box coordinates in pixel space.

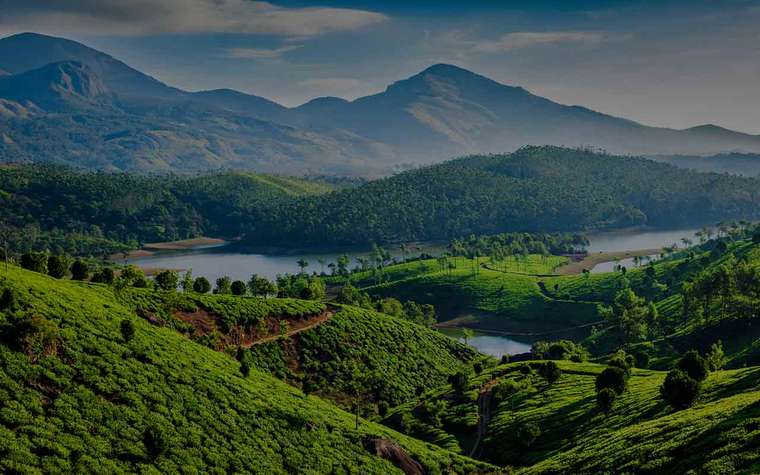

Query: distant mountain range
[2,32,760,176]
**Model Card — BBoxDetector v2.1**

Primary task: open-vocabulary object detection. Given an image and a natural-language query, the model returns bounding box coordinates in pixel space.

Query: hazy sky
[2,0,759,133]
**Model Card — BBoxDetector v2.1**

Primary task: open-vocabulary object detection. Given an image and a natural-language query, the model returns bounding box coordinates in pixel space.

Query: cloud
[228,44,303,59]
[474,31,606,53]
[0,1,388,37]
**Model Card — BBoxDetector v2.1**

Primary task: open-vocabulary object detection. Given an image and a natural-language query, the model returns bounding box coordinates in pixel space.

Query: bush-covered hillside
[248,305,479,414]
[0,266,494,473]
[384,359,760,473]
[247,146,760,246]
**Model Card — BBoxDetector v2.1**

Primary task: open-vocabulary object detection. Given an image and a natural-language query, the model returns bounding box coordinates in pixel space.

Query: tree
[46,255,69,278]
[120,265,146,286]
[91,267,115,284]
[661,369,700,409]
[296,258,309,274]
[154,270,179,292]
[595,366,627,395]
[705,341,726,371]
[596,387,617,414]
[214,276,232,294]
[20,252,47,274]
[70,260,89,281]
[193,276,211,294]
[677,350,709,382]
[180,269,193,292]
[231,280,247,296]
[376,297,404,317]
[121,319,135,342]
[248,274,276,297]
[539,361,562,384]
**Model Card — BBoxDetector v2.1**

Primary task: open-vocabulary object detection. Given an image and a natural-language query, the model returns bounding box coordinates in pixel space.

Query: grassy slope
[341,256,600,335]
[0,266,494,474]
[385,360,760,474]
[248,305,479,411]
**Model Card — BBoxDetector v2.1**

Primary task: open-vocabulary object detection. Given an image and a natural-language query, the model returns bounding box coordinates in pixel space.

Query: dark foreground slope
[0,266,493,473]
[248,146,760,247]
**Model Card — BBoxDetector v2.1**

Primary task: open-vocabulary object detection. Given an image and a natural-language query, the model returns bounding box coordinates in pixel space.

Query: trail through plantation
[244,308,335,347]
[470,378,499,458]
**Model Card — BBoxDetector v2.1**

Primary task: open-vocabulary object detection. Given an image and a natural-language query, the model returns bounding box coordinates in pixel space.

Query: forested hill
[0,164,332,255]
[246,146,760,247]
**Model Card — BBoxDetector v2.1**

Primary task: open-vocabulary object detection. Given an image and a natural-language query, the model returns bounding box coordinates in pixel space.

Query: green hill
[247,146,760,247]
[0,266,494,473]
[383,359,760,473]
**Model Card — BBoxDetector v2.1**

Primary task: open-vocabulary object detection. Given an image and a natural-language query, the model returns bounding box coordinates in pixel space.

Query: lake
[437,328,532,358]
[125,226,702,282]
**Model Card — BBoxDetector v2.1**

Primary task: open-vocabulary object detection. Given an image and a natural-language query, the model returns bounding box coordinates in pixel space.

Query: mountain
[0,61,111,111]
[2,33,760,176]
[294,63,760,162]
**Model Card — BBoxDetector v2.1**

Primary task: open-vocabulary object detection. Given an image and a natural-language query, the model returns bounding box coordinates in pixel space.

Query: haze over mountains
[2,32,760,176]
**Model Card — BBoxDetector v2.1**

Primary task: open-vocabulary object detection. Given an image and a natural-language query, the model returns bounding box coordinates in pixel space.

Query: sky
[1,0,759,133]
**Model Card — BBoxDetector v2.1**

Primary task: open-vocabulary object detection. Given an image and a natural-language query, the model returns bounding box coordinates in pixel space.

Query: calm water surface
[438,328,532,357]
[126,227,701,282]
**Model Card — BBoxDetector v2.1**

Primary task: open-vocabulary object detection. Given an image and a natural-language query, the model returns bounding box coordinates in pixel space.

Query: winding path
[243,308,335,347]
[469,379,499,458]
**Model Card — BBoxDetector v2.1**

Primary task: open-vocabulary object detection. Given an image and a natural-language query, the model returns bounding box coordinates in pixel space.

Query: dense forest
[0,164,331,255]
[245,146,760,247]
[4,147,760,257]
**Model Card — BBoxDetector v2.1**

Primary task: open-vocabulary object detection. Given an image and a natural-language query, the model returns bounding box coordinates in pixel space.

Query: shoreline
[109,237,227,261]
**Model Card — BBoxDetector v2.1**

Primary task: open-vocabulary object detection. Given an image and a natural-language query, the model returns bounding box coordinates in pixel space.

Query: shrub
[517,422,541,447]
[492,380,522,403]
[91,267,115,284]
[595,366,628,395]
[193,276,211,294]
[155,270,179,292]
[0,288,17,312]
[531,340,588,361]
[121,319,135,342]
[46,255,69,278]
[632,351,650,369]
[15,314,60,362]
[678,350,709,382]
[231,280,247,296]
[473,361,483,375]
[70,260,89,281]
[20,252,48,274]
[133,276,150,288]
[500,354,510,365]
[661,369,701,409]
[596,387,617,414]
[539,361,562,384]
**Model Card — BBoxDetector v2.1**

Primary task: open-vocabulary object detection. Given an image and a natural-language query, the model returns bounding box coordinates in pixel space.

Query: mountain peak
[420,63,472,76]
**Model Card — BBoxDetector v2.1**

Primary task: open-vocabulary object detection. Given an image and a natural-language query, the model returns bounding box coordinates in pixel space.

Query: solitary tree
[231,280,247,296]
[661,369,700,409]
[462,328,475,346]
[214,276,232,294]
[193,276,211,294]
[70,260,89,281]
[154,270,179,292]
[677,350,709,382]
[46,255,69,279]
[595,366,628,395]
[296,258,309,274]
